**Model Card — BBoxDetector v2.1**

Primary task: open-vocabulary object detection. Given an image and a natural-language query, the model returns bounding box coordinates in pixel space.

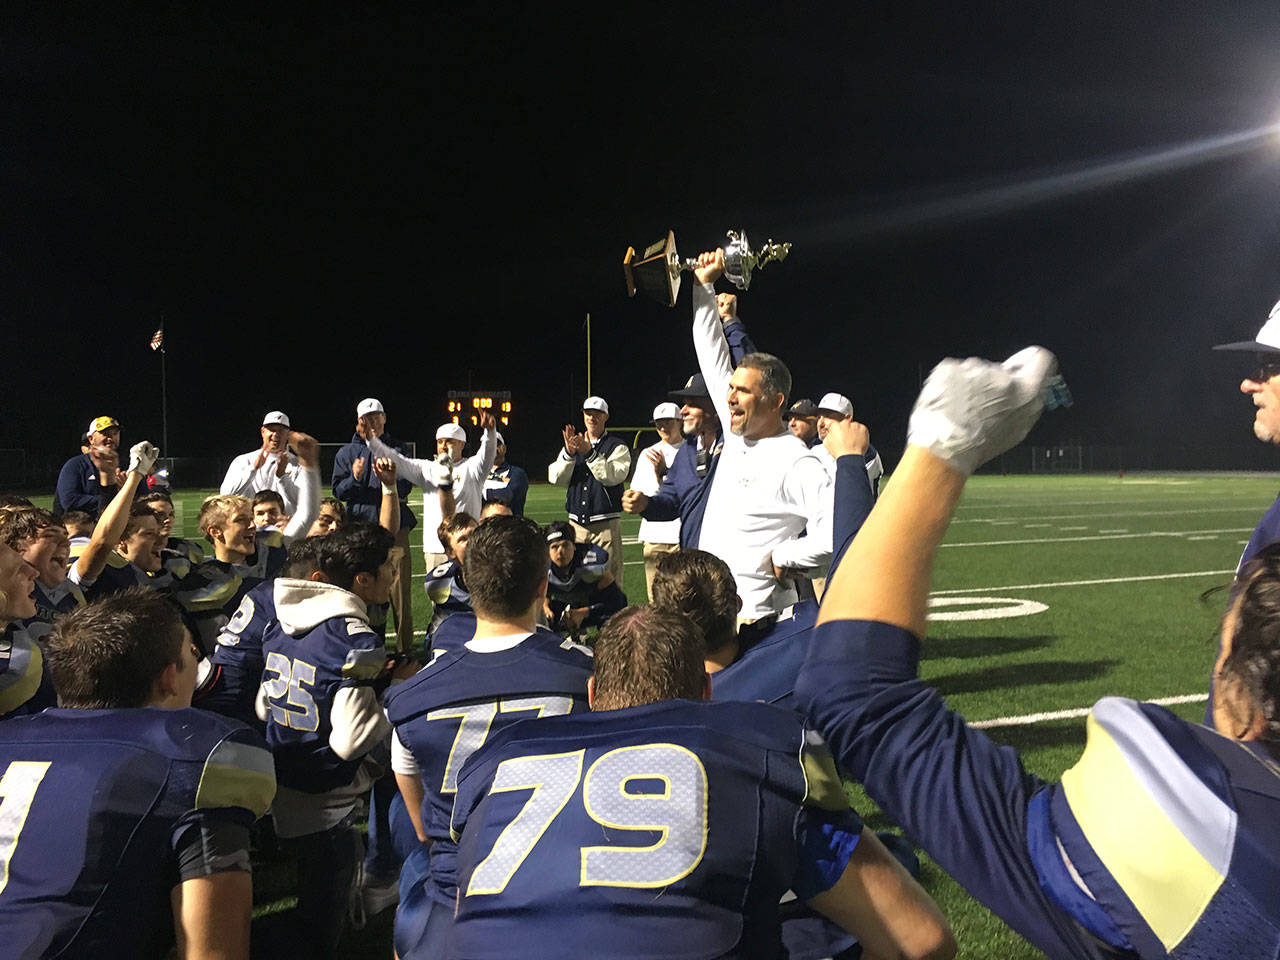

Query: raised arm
[373,458,401,535]
[368,435,434,490]
[822,420,876,581]
[691,251,735,430]
[74,442,157,581]
[280,433,320,544]
[461,413,498,488]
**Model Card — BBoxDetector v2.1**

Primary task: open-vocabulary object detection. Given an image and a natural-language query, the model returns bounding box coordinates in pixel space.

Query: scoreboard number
[447,390,512,428]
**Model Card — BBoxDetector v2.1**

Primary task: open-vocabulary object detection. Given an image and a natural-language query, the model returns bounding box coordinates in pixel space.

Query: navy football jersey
[449,699,863,960]
[69,552,174,604]
[21,578,85,643]
[0,624,56,721]
[174,531,287,656]
[547,543,608,608]
[0,707,275,959]
[202,578,277,726]
[711,600,819,712]
[384,630,593,906]
[425,557,473,633]
[260,587,387,794]
[431,611,476,654]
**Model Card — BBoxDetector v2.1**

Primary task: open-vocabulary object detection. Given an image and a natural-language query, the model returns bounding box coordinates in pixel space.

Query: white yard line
[952,506,1263,524]
[972,693,1207,729]
[942,528,1251,548]
[932,569,1234,595]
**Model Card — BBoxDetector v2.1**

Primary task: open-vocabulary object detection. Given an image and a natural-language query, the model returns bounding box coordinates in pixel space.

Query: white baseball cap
[262,410,291,428]
[1214,297,1280,354]
[816,393,853,418]
[357,398,385,417]
[583,396,609,415]
[437,423,466,443]
[652,402,681,422]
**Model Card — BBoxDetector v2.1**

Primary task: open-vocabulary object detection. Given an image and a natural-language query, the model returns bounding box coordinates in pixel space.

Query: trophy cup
[623,229,792,307]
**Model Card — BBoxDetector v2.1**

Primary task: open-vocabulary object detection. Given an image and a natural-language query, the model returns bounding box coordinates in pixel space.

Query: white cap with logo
[583,396,609,415]
[816,393,853,418]
[357,398,385,417]
[262,410,291,428]
[652,402,681,422]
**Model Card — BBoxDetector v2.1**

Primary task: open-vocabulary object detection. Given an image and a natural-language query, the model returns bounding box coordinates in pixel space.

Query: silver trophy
[624,229,792,307]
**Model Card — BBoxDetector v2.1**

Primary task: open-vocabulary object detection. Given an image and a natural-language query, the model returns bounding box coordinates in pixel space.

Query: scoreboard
[446,390,512,428]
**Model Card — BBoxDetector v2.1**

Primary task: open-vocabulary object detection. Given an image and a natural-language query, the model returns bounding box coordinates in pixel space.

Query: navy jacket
[332,432,417,530]
[54,453,139,518]
[560,433,628,522]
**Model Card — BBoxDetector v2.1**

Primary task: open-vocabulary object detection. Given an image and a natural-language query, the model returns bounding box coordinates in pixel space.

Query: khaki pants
[642,541,680,601]
[388,529,414,653]
[570,518,624,593]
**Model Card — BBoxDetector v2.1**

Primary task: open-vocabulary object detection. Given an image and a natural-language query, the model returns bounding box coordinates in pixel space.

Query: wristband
[439,483,453,491]
[381,482,396,496]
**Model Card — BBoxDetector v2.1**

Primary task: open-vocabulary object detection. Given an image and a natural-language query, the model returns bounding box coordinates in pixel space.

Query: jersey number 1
[0,761,51,896]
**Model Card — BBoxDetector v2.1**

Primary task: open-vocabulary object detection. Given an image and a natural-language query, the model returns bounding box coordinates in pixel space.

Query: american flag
[149,328,164,351]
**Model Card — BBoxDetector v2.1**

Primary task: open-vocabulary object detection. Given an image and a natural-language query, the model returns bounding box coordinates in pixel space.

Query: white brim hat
[357,398,385,417]
[262,410,291,428]
[816,392,853,418]
[651,402,681,421]
[437,424,466,443]
[1214,298,1280,354]
[583,396,609,414]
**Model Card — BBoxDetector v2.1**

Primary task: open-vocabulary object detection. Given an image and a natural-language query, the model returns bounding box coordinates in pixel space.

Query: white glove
[128,441,160,476]
[431,455,454,488]
[907,346,1058,476]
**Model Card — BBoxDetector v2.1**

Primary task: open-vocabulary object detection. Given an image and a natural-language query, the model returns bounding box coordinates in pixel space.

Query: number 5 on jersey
[462,744,708,896]
[262,652,319,731]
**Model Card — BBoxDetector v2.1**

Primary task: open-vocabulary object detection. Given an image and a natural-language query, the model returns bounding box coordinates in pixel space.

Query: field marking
[1185,535,1218,541]
[1058,526,1088,531]
[933,569,1234,594]
[1098,528,1128,533]
[928,596,1048,621]
[953,506,1265,524]
[971,694,1207,729]
[942,528,1251,548]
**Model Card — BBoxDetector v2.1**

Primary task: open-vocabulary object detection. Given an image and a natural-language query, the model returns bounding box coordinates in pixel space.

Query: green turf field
[40,472,1280,958]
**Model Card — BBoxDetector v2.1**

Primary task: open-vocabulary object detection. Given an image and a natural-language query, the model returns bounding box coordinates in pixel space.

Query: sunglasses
[1251,361,1280,383]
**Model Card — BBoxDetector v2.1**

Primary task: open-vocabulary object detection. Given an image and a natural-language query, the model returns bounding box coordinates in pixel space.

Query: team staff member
[0,588,276,960]
[548,396,632,590]
[483,432,528,515]
[797,347,1280,959]
[54,416,136,518]
[333,398,417,651]
[219,410,303,513]
[628,402,684,599]
[446,605,954,960]
[690,249,833,619]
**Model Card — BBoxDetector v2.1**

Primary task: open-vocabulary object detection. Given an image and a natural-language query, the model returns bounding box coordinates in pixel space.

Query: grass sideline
[25,472,1279,958]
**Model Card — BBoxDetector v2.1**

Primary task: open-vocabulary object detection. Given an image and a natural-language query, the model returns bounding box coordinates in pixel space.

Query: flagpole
[159,315,169,458]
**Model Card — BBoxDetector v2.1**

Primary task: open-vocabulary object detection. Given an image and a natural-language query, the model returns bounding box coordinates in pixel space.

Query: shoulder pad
[195,729,277,818]
[343,645,387,681]
[0,628,45,716]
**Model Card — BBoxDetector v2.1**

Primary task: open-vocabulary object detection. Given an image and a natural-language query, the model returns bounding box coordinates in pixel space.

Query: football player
[424,512,478,637]
[385,514,594,959]
[0,588,275,958]
[0,507,83,642]
[0,539,49,720]
[447,605,954,960]
[543,520,626,638]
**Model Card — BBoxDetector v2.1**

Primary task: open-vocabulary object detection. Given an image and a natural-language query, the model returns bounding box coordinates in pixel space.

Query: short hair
[464,515,548,619]
[737,351,792,405]
[651,550,738,654]
[439,512,478,553]
[0,507,63,550]
[591,606,706,711]
[545,520,575,546]
[1222,546,1280,743]
[285,536,325,579]
[60,510,94,536]
[480,500,513,519]
[198,494,250,543]
[0,495,34,510]
[139,491,174,508]
[319,497,346,523]
[252,490,286,511]
[121,502,160,541]
[317,522,395,591]
[46,587,188,708]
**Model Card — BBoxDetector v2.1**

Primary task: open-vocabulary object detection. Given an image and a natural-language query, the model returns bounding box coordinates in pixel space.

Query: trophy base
[623,230,682,308]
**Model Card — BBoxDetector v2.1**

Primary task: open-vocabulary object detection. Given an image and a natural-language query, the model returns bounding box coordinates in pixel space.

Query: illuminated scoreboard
[446,390,512,428]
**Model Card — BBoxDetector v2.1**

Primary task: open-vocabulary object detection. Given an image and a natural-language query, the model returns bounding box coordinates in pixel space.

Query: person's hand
[253,449,268,470]
[373,457,398,487]
[355,417,370,440]
[289,431,319,469]
[771,554,798,583]
[645,447,668,480]
[128,441,160,476]
[822,418,870,459]
[621,489,649,514]
[275,449,290,477]
[352,457,366,481]
[693,248,725,286]
[563,425,587,456]
[113,468,128,486]
[564,607,588,630]
[480,411,496,431]
[89,444,118,475]
[389,655,421,682]
[431,455,453,488]
[907,346,1058,476]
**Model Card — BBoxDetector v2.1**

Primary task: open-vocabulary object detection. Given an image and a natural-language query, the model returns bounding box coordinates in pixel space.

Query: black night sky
[7,3,1280,482]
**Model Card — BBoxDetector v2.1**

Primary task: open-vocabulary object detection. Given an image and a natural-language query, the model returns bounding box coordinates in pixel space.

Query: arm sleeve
[692,282,735,429]
[771,455,834,571]
[547,449,576,485]
[172,813,254,880]
[827,454,875,576]
[629,445,661,497]
[795,619,1055,945]
[368,436,434,491]
[390,725,421,777]
[219,455,253,497]
[722,318,758,364]
[329,685,392,760]
[586,441,632,486]
[642,469,683,522]
[280,466,320,543]
[464,425,498,488]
